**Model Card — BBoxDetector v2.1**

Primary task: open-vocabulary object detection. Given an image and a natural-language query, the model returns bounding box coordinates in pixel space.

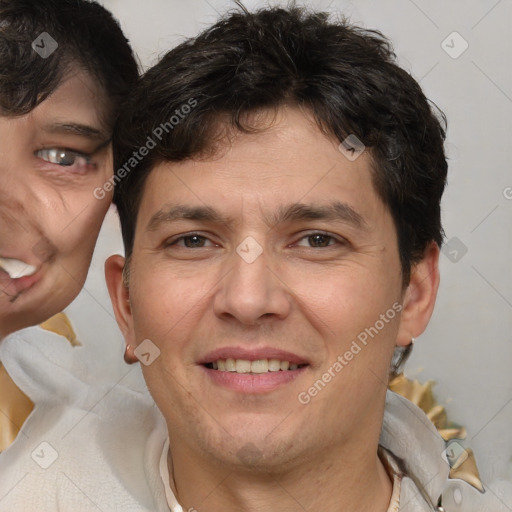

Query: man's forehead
[137,105,382,233]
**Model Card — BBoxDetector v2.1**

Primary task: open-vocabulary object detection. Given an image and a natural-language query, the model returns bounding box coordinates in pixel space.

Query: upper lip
[199,347,309,365]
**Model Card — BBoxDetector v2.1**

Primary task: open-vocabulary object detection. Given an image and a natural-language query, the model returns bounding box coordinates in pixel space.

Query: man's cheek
[142,355,186,406]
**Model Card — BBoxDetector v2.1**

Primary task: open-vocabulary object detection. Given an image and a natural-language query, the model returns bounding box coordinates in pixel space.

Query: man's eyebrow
[42,122,108,141]
[146,201,367,232]
[266,201,368,230]
[147,205,233,232]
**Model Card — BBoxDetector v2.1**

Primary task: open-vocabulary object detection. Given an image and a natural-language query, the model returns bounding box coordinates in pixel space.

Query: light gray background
[69,0,512,486]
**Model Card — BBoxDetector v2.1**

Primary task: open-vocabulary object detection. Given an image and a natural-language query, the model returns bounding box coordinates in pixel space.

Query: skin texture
[106,106,440,512]
[0,68,113,338]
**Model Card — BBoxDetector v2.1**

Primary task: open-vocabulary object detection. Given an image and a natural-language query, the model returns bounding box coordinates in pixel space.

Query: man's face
[108,107,436,470]
[0,69,113,337]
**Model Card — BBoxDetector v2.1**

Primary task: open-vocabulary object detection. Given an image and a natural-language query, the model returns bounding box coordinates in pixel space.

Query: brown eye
[182,235,207,248]
[310,234,333,247]
[296,232,338,248]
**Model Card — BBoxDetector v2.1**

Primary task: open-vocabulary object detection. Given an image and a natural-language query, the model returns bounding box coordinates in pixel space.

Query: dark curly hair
[0,0,138,119]
[113,6,447,284]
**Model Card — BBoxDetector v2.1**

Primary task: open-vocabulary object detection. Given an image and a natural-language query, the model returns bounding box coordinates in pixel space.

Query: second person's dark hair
[0,0,138,117]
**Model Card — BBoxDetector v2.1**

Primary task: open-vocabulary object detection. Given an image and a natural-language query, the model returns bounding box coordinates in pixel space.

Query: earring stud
[124,344,132,364]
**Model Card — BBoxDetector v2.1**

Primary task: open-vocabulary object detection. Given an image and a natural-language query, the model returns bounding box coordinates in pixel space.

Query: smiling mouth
[204,358,308,374]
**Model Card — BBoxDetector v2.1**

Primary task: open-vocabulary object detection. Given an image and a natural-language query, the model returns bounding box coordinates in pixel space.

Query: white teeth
[0,257,37,279]
[268,359,281,372]
[235,359,252,374]
[212,358,304,374]
[251,360,268,374]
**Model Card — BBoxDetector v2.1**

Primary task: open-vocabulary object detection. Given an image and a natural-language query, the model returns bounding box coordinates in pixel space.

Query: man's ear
[105,254,138,364]
[396,241,440,347]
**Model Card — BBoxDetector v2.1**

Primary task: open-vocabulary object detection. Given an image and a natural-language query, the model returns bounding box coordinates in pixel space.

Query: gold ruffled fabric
[0,362,33,453]
[0,313,78,452]
[389,373,484,492]
[40,312,80,347]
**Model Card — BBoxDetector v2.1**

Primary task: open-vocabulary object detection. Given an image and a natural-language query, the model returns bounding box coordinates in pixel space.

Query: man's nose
[212,240,292,326]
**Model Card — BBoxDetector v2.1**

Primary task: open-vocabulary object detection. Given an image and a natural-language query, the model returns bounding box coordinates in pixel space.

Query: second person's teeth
[0,257,37,279]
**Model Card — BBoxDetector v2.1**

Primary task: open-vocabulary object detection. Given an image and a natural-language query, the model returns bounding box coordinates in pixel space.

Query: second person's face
[0,68,114,337]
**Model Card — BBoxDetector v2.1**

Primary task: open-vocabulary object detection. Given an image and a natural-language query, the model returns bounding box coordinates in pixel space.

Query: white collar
[159,437,184,512]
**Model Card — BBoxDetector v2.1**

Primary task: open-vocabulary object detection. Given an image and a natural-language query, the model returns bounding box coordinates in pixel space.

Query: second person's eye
[36,148,93,168]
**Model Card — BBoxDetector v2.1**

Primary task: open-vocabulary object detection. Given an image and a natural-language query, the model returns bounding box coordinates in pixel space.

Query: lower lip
[0,269,41,299]
[202,366,307,393]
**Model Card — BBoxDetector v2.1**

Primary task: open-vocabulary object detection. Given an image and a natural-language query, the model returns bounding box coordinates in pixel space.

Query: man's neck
[168,442,393,512]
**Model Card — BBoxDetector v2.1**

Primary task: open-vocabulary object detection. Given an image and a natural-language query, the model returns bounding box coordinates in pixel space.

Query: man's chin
[187,421,301,472]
